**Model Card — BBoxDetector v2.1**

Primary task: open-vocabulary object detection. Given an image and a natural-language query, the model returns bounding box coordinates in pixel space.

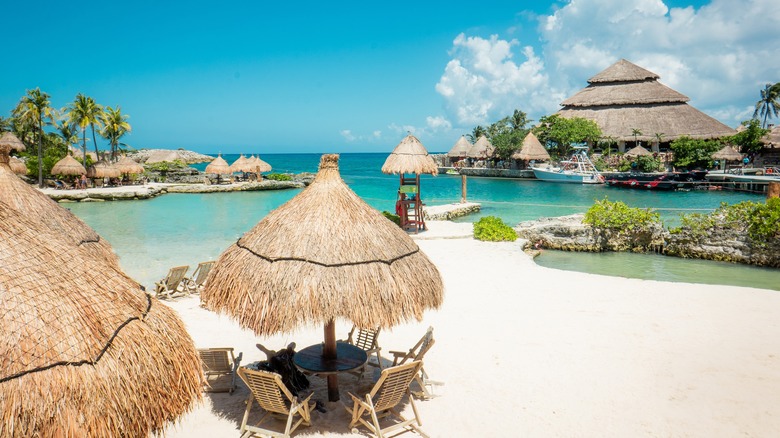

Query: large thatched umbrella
[203,154,444,401]
[51,153,87,176]
[447,136,472,158]
[0,201,202,437]
[248,155,272,173]
[467,135,494,159]
[229,154,253,173]
[712,145,743,161]
[0,132,26,151]
[625,145,653,157]
[381,133,439,175]
[87,160,121,179]
[512,131,550,161]
[8,156,27,175]
[0,147,120,269]
[114,155,145,175]
[205,154,231,175]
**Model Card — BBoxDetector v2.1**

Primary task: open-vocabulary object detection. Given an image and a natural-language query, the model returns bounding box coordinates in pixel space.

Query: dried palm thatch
[381,134,439,175]
[229,154,254,173]
[0,202,202,437]
[249,155,272,173]
[0,132,26,151]
[558,59,735,142]
[51,154,87,176]
[8,156,26,175]
[625,145,653,156]
[205,154,231,174]
[447,136,473,158]
[0,150,120,269]
[466,135,494,159]
[87,160,121,178]
[145,149,183,164]
[203,154,444,335]
[712,145,743,161]
[511,132,550,161]
[114,155,144,175]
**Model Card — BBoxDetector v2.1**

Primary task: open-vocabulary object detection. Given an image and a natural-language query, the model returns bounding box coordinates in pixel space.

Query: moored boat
[605,170,707,191]
[531,146,604,184]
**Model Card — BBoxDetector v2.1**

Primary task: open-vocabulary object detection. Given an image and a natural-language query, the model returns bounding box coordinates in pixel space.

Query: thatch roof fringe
[561,80,689,107]
[625,145,653,156]
[466,136,494,158]
[512,132,550,161]
[382,134,439,175]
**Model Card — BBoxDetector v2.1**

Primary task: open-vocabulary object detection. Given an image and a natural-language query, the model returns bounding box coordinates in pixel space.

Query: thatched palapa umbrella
[712,145,743,161]
[467,135,494,159]
[447,136,472,158]
[229,154,253,173]
[512,131,550,162]
[0,201,202,437]
[51,153,87,176]
[9,156,26,175]
[0,132,26,152]
[203,154,444,401]
[381,133,439,175]
[87,160,121,179]
[0,147,120,269]
[114,155,144,175]
[248,155,272,173]
[625,145,653,157]
[205,154,231,174]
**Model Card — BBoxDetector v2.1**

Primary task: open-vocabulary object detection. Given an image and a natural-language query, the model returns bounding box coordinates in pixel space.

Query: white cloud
[426,116,452,131]
[339,129,356,141]
[438,0,780,129]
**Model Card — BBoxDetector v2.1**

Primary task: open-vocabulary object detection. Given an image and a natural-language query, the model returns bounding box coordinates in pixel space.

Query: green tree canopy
[669,136,722,170]
[753,83,780,129]
[533,115,602,159]
[729,119,768,153]
[101,106,132,161]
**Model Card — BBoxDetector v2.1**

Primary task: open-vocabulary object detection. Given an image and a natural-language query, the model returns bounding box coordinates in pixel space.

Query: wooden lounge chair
[154,265,189,299]
[389,326,443,399]
[198,347,243,394]
[345,361,428,438]
[238,367,314,438]
[182,260,214,294]
[344,325,384,376]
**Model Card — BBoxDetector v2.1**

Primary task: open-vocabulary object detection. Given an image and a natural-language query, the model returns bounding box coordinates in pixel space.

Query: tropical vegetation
[473,216,517,242]
[753,82,780,129]
[583,198,661,233]
[668,136,722,170]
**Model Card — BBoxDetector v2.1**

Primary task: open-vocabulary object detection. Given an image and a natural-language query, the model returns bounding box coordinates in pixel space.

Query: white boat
[532,146,605,184]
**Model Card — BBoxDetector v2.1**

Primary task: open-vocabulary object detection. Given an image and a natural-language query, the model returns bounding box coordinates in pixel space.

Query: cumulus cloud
[437,0,780,128]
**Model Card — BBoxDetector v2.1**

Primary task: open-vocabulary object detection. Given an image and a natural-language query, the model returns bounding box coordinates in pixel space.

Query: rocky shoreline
[515,214,780,268]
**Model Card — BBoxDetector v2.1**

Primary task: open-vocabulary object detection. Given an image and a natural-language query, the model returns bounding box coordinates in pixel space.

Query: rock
[424,202,481,220]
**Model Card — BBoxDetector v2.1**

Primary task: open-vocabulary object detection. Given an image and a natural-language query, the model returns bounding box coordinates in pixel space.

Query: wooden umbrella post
[323,319,339,401]
[461,174,467,203]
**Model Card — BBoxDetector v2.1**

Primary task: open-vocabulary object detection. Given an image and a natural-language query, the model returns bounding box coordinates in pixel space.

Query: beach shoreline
[160,221,780,437]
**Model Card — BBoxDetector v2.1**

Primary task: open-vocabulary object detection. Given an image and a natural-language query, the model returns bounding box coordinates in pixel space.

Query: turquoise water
[66,152,776,290]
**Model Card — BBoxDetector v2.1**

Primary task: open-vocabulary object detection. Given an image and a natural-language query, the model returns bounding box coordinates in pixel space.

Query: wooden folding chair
[199,347,243,394]
[154,265,189,299]
[182,260,214,294]
[344,325,384,377]
[238,367,314,438]
[345,361,428,438]
[389,326,443,399]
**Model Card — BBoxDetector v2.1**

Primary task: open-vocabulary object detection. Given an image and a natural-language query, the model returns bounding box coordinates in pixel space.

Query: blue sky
[1,0,777,154]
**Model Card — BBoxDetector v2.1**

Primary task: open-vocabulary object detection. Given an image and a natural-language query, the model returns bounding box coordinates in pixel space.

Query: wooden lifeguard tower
[381,134,439,233]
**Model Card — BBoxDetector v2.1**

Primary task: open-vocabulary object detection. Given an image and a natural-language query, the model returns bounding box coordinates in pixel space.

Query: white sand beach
[161,221,780,437]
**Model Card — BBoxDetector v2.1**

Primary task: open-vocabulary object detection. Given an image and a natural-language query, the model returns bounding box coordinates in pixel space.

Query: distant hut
[8,157,26,175]
[114,155,145,175]
[466,135,494,160]
[625,145,653,157]
[51,153,87,177]
[87,160,121,179]
[203,154,443,401]
[558,59,735,152]
[712,145,743,164]
[0,132,26,152]
[205,154,231,183]
[447,136,473,165]
[248,155,272,173]
[0,201,202,437]
[229,154,254,173]
[512,132,550,164]
[382,134,438,232]
[145,149,182,164]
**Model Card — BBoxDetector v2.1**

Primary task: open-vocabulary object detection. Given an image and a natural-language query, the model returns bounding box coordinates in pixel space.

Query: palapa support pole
[461,174,467,203]
[323,319,339,401]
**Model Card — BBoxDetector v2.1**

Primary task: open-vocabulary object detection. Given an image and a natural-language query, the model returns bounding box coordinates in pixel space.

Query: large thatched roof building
[557,59,735,147]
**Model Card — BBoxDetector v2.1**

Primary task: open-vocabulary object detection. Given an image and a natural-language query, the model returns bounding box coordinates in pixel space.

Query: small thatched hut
[466,135,494,159]
[203,154,444,400]
[204,154,231,174]
[248,155,272,173]
[512,132,550,162]
[229,154,254,173]
[0,201,202,437]
[87,160,121,179]
[557,59,735,149]
[114,156,145,175]
[625,145,653,157]
[447,136,473,158]
[51,154,87,176]
[712,145,743,161]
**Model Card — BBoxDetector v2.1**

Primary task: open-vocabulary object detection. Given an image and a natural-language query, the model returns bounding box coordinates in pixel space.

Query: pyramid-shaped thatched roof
[0,132,26,151]
[248,155,272,173]
[712,145,743,161]
[205,154,232,174]
[115,156,145,174]
[512,132,550,161]
[625,145,653,156]
[558,59,735,142]
[51,154,87,176]
[466,136,494,158]
[447,136,473,157]
[203,154,444,335]
[0,201,201,436]
[87,160,121,178]
[382,134,439,175]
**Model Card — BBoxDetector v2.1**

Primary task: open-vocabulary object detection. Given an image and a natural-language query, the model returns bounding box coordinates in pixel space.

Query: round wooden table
[294,341,368,375]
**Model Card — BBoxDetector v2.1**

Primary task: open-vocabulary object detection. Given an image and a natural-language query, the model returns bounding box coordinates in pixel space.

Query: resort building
[557,59,735,152]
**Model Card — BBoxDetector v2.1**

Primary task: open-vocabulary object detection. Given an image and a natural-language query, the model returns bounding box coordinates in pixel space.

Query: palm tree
[13,88,55,187]
[509,109,530,131]
[100,106,131,161]
[631,128,643,147]
[468,125,487,143]
[753,83,780,129]
[0,116,11,132]
[653,132,665,151]
[67,94,104,169]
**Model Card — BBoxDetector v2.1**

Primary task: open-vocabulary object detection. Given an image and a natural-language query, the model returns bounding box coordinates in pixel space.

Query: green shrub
[747,198,780,242]
[473,216,517,242]
[382,211,401,226]
[266,173,292,181]
[672,200,780,245]
[583,198,661,232]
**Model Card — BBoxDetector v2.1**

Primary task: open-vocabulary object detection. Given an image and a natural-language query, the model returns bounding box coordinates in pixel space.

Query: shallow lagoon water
[66,152,776,290]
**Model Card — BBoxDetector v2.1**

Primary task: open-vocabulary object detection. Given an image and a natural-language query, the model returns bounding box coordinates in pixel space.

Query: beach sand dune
[162,223,780,437]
